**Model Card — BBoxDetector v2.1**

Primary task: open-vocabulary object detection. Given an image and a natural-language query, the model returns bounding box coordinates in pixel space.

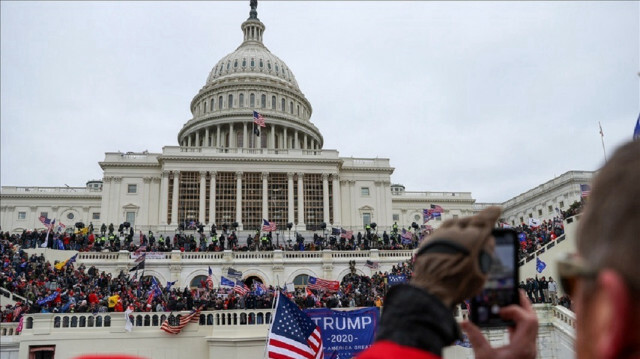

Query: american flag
[430,204,444,213]
[580,184,591,198]
[262,219,277,232]
[160,307,202,335]
[206,266,214,290]
[234,281,250,295]
[267,292,324,359]
[423,208,432,223]
[365,260,379,270]
[340,228,353,240]
[253,111,266,127]
[307,276,339,292]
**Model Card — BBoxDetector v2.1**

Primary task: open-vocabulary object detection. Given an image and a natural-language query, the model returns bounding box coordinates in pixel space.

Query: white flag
[124,306,134,332]
[528,218,541,227]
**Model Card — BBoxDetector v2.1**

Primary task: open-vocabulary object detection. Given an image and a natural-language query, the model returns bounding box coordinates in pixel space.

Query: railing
[0,286,28,304]
[78,252,120,261]
[396,191,473,199]
[518,233,566,267]
[284,252,322,259]
[0,322,20,337]
[1,186,99,194]
[378,250,413,258]
[182,252,224,260]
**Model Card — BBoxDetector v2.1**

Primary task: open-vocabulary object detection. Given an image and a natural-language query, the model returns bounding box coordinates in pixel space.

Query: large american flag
[430,204,444,213]
[160,307,201,335]
[262,219,277,232]
[580,184,591,198]
[267,292,324,359]
[254,111,266,127]
[340,228,353,240]
[307,276,339,292]
[234,281,250,295]
[206,266,214,290]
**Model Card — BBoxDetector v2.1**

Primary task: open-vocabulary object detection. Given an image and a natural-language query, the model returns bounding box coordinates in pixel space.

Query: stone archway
[244,275,263,288]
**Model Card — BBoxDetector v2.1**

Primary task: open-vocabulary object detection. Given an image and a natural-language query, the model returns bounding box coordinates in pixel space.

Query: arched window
[234,60,238,68]
[259,59,264,68]
[271,96,276,109]
[190,275,207,288]
[250,93,255,107]
[297,105,300,116]
[275,64,279,73]
[242,58,247,67]
[267,62,271,70]
[219,96,223,110]
[210,98,214,111]
[293,274,310,288]
[228,94,233,109]
[251,58,255,67]
[203,101,207,113]
[227,61,230,70]
[290,101,293,114]
[261,94,266,109]
[281,98,285,112]
[239,93,244,108]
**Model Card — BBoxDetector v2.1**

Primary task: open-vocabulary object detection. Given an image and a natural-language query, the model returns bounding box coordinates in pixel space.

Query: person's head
[568,140,640,359]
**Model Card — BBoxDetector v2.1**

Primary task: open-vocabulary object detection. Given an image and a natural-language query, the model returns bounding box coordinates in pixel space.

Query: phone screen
[470,228,519,327]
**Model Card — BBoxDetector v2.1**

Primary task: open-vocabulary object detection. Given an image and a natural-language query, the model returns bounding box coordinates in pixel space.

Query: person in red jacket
[358,206,538,359]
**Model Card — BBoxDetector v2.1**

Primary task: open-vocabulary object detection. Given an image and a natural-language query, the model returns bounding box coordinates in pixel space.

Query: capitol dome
[177,4,323,151]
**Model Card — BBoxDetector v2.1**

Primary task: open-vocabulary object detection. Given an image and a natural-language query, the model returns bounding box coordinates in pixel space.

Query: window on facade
[18,212,26,220]
[242,173,262,230]
[529,213,533,218]
[128,184,137,194]
[40,212,48,219]
[67,213,74,220]
[177,172,200,227]
[290,101,293,114]
[250,59,255,67]
[242,59,246,67]
[548,205,553,213]
[259,59,263,68]
[126,212,136,226]
[92,212,100,220]
[275,64,279,73]
[362,213,371,227]
[293,274,309,288]
[393,214,400,221]
[250,94,255,107]
[215,172,236,226]
[219,96,223,110]
[267,62,271,70]
[281,98,285,111]
[228,94,233,109]
[239,94,244,108]
[261,94,266,108]
[414,214,421,222]
[190,275,207,288]
[303,174,323,230]
[268,173,288,227]
[210,98,214,111]
[520,217,524,223]
[559,201,565,208]
[361,187,370,196]
[297,105,300,116]
[271,96,276,109]
[234,60,238,68]
[227,61,230,70]
[202,101,207,113]
[538,209,543,216]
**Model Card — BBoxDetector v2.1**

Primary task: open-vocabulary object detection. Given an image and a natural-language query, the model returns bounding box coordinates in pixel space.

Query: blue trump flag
[634,113,640,141]
[220,276,235,287]
[304,307,379,359]
[387,275,407,286]
[536,257,547,273]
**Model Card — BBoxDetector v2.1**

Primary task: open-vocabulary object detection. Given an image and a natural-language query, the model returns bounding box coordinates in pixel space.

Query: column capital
[210,171,217,177]
[322,173,329,180]
[162,170,171,178]
[113,177,123,183]
[199,171,207,178]
[262,172,269,180]
[296,172,305,178]
[235,171,243,177]
[152,177,161,184]
[332,174,340,181]
[103,176,113,183]
[287,172,295,179]
[143,177,153,184]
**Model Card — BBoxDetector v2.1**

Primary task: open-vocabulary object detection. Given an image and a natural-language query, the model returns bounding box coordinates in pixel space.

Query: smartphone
[470,228,520,328]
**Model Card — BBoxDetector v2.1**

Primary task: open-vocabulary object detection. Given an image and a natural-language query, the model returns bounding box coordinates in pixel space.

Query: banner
[131,252,166,260]
[304,307,379,359]
[387,275,407,286]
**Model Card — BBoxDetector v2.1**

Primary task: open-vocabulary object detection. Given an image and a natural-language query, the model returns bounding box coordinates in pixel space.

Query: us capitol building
[0,3,592,237]
[0,3,590,358]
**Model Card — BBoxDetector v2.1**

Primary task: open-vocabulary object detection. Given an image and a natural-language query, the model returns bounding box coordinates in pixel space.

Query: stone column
[297,173,305,228]
[287,172,294,225]
[113,177,123,224]
[322,173,330,225]
[243,123,248,148]
[262,172,269,220]
[303,134,307,150]
[142,177,152,226]
[187,136,192,147]
[170,171,180,226]
[160,171,170,225]
[294,131,298,149]
[235,172,243,228]
[209,171,217,225]
[349,180,356,227]
[332,174,341,226]
[199,171,206,224]
[229,123,235,148]
[270,125,275,150]
[205,128,210,147]
[283,128,288,149]
[216,125,221,148]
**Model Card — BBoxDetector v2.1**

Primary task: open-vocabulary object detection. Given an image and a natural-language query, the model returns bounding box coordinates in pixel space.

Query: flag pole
[263,291,280,359]
[599,121,607,162]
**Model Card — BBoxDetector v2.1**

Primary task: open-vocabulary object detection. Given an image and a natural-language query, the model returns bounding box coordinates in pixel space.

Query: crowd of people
[2,222,421,254]
[0,234,415,324]
[515,218,565,260]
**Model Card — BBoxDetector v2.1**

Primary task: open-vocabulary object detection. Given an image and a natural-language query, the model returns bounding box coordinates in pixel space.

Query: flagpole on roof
[599,121,607,162]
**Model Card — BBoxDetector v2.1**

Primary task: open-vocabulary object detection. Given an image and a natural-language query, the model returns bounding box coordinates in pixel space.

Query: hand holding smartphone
[470,228,520,328]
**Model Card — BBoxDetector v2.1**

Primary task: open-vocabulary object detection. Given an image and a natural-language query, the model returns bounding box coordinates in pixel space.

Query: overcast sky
[1,1,638,203]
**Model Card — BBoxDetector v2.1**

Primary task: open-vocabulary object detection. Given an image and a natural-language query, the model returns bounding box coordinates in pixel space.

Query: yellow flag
[108,294,120,308]
[54,259,68,271]
[81,228,89,235]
